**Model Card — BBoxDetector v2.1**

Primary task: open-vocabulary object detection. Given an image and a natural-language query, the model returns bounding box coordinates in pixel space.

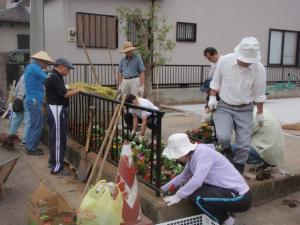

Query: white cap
[234,37,261,64]
[162,133,197,159]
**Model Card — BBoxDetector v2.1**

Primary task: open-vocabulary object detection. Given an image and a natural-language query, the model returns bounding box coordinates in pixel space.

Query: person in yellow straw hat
[118,41,145,97]
[24,51,54,156]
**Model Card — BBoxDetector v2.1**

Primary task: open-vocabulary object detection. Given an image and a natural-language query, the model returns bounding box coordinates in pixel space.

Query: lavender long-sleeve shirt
[161,144,249,199]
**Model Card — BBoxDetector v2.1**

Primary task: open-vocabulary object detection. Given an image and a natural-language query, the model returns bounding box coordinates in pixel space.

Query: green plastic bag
[77,180,123,225]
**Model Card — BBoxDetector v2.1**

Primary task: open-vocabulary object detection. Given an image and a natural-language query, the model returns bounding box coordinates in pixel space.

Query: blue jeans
[25,99,44,152]
[9,103,30,143]
[231,144,265,166]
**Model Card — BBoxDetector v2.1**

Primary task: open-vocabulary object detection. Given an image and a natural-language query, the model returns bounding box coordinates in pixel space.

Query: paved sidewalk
[0,118,84,225]
[168,97,300,125]
[236,191,300,225]
[1,96,300,224]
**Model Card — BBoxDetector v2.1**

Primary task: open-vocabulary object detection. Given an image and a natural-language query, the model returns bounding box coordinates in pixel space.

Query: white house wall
[160,0,300,65]
[0,23,29,52]
[44,0,149,64]
[44,0,300,65]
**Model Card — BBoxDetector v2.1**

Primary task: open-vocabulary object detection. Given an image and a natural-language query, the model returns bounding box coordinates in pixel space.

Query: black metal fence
[152,65,211,88]
[68,92,165,195]
[66,63,119,87]
[5,62,300,89]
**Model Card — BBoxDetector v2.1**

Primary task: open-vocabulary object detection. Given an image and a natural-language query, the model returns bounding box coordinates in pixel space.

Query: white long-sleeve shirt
[208,55,223,79]
[130,98,159,119]
[15,74,25,99]
[161,144,249,199]
[210,53,266,105]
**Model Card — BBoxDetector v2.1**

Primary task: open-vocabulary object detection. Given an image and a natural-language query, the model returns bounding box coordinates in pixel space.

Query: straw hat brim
[120,46,137,53]
[30,51,54,63]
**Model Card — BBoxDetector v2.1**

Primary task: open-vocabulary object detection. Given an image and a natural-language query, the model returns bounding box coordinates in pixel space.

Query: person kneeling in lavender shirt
[161,133,252,225]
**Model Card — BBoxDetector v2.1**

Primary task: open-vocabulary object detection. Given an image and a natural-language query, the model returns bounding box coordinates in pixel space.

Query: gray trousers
[214,100,254,164]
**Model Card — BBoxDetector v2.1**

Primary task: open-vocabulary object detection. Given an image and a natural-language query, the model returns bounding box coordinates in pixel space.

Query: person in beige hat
[118,41,145,97]
[161,133,251,225]
[24,51,53,156]
[208,37,266,174]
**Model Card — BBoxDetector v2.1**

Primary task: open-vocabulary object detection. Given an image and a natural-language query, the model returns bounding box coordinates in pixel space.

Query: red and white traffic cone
[116,144,153,225]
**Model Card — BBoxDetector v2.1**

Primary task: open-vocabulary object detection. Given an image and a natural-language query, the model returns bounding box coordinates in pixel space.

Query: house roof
[0,5,29,23]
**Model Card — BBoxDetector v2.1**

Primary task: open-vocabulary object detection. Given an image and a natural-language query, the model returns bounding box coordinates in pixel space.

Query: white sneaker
[223,216,235,225]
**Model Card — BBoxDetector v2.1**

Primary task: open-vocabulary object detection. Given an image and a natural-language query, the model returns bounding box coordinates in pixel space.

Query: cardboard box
[27,182,74,225]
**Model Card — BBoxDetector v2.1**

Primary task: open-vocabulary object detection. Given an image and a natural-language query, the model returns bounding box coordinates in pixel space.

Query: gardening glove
[139,85,144,97]
[130,130,136,139]
[138,135,144,143]
[163,194,181,206]
[201,112,210,124]
[117,85,122,93]
[256,113,264,127]
[208,96,218,111]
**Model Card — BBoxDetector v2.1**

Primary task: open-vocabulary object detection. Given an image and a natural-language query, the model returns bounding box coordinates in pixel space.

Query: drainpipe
[30,0,45,54]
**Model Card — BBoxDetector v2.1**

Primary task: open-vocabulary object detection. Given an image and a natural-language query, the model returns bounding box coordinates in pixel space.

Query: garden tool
[77,106,95,182]
[107,47,122,100]
[78,95,126,209]
[81,39,101,85]
[2,80,16,119]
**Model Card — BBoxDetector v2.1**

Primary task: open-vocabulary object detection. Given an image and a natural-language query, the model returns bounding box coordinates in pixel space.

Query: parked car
[8,49,30,63]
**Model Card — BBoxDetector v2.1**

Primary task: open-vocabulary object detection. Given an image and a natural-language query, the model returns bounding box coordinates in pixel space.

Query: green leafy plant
[117,4,175,65]
[117,2,175,98]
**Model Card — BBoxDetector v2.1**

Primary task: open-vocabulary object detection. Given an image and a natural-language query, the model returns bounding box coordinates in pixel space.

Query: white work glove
[208,96,218,111]
[117,85,121,93]
[138,135,144,142]
[139,85,144,97]
[256,113,264,127]
[163,194,181,206]
[201,112,210,124]
[130,130,136,138]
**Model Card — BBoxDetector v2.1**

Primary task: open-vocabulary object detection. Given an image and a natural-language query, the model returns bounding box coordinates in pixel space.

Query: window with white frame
[268,29,299,66]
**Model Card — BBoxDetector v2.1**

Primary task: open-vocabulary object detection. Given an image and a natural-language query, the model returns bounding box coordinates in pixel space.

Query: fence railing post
[200,65,204,85]
[282,66,285,82]
[84,65,88,83]
[155,113,163,196]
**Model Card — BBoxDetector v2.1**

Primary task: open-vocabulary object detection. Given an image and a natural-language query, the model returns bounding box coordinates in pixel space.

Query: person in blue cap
[45,58,82,176]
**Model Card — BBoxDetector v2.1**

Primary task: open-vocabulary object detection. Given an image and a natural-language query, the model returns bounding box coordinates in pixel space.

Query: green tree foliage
[117,2,175,67]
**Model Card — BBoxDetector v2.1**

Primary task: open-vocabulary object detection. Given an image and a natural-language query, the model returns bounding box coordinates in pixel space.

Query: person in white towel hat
[208,37,266,174]
[161,133,251,225]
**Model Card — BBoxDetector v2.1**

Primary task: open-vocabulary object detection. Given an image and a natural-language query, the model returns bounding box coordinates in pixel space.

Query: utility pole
[30,0,44,54]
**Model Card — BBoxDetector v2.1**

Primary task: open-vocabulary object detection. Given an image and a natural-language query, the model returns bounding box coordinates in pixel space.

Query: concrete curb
[41,131,300,224]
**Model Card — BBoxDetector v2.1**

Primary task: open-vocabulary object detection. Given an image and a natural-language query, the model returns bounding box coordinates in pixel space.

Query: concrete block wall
[0,53,8,99]
[154,87,300,105]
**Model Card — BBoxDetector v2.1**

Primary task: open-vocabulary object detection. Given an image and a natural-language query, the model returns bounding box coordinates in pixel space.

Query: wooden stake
[78,95,126,208]
[81,40,101,85]
[96,96,125,181]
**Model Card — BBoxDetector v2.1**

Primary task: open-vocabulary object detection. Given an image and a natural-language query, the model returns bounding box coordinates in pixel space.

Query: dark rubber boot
[233,162,245,175]
[223,146,234,163]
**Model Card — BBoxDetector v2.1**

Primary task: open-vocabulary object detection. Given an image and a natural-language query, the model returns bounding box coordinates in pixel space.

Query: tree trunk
[144,59,154,101]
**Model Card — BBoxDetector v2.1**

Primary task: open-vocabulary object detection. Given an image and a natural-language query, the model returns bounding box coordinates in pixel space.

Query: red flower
[169,184,175,193]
